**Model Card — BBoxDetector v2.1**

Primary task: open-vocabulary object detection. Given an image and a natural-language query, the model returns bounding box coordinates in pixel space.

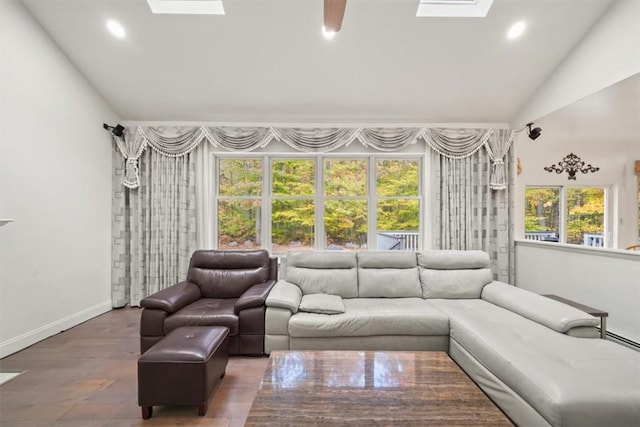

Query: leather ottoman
[138,326,229,419]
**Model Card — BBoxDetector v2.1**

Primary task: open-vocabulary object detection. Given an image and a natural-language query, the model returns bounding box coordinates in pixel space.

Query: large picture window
[524,186,606,247]
[215,155,423,253]
[324,159,368,250]
[217,159,263,250]
[376,159,420,250]
[271,159,315,253]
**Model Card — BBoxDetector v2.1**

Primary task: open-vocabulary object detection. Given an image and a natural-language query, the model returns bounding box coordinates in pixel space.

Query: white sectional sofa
[264,250,640,427]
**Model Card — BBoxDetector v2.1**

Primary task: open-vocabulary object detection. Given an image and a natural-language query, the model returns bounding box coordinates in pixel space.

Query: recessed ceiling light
[417,0,494,18]
[106,19,126,39]
[507,21,526,40]
[322,26,337,40]
[147,0,225,15]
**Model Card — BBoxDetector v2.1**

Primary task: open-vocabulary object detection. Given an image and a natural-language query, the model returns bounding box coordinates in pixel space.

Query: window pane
[376,159,419,196]
[272,200,315,254]
[217,200,262,249]
[272,160,315,196]
[324,200,367,250]
[566,188,605,247]
[524,187,560,242]
[324,160,367,196]
[377,200,420,250]
[219,159,262,196]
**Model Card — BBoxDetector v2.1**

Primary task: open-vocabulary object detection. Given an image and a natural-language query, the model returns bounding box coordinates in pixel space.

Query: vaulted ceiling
[21,0,613,124]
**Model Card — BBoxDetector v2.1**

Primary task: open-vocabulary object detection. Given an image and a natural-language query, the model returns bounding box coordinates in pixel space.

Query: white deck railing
[377,231,419,251]
[524,232,558,242]
[524,232,604,247]
[583,233,605,247]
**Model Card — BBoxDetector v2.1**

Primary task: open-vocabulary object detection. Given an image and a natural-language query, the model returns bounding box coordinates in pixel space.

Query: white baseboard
[0,300,112,358]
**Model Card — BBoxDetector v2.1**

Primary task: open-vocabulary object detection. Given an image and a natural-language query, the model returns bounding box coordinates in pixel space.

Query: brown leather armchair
[139,250,277,355]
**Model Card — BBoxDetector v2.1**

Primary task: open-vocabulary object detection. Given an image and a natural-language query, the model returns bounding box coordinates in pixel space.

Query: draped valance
[112,126,514,190]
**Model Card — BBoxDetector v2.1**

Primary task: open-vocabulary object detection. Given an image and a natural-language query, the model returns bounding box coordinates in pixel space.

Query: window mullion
[559,187,567,244]
[605,185,611,248]
[369,156,376,250]
[213,155,219,249]
[316,156,324,250]
[263,155,271,252]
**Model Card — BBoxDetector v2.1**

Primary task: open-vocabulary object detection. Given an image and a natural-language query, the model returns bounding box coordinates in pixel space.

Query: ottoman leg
[142,406,153,419]
[198,402,208,416]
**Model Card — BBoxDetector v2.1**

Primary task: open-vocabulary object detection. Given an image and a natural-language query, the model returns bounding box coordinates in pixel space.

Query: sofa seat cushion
[164,298,239,336]
[288,298,449,338]
[432,299,640,427]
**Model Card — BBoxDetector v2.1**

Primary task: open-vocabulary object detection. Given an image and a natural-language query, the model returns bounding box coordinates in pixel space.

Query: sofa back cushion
[187,250,271,298]
[357,252,421,298]
[286,251,358,298]
[418,250,492,298]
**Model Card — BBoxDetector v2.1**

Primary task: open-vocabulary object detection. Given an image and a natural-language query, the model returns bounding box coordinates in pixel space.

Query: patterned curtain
[272,127,360,152]
[111,146,197,307]
[112,125,515,306]
[205,126,275,151]
[359,128,422,151]
[485,129,516,190]
[112,128,146,188]
[431,147,514,283]
[422,128,492,158]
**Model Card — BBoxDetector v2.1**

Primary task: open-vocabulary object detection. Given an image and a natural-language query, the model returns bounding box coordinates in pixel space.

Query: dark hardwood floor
[0,307,268,426]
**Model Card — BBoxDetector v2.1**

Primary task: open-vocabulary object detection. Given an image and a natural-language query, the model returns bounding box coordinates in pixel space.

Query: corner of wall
[510,0,640,127]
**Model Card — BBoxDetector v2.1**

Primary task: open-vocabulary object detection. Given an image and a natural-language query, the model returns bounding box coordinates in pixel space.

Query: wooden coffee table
[245,351,512,426]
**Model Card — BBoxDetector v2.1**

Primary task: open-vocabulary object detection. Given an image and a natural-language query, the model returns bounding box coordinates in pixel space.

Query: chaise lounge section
[265,250,640,427]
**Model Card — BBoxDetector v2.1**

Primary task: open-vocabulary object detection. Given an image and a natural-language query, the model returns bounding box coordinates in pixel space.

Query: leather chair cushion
[187,250,271,298]
[164,299,239,336]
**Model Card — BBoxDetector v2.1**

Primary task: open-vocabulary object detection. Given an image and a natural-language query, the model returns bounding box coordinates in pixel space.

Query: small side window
[524,186,606,247]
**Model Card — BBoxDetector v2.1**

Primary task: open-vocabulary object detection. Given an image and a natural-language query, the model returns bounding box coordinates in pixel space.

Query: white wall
[510,0,640,250]
[515,241,640,344]
[513,74,640,249]
[0,0,118,357]
[509,2,640,347]
[511,0,640,127]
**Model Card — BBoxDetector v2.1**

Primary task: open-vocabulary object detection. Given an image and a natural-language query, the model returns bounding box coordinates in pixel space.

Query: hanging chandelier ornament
[544,153,599,180]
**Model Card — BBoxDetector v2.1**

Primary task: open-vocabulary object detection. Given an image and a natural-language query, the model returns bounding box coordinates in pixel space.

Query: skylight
[147,0,225,15]
[416,0,494,18]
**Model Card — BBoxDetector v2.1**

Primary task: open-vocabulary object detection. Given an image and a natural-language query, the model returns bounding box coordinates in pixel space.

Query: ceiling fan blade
[324,0,346,32]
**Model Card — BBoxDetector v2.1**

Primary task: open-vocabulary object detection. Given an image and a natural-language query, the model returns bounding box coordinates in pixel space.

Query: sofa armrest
[481,281,599,334]
[140,281,202,314]
[265,280,302,313]
[234,280,276,314]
